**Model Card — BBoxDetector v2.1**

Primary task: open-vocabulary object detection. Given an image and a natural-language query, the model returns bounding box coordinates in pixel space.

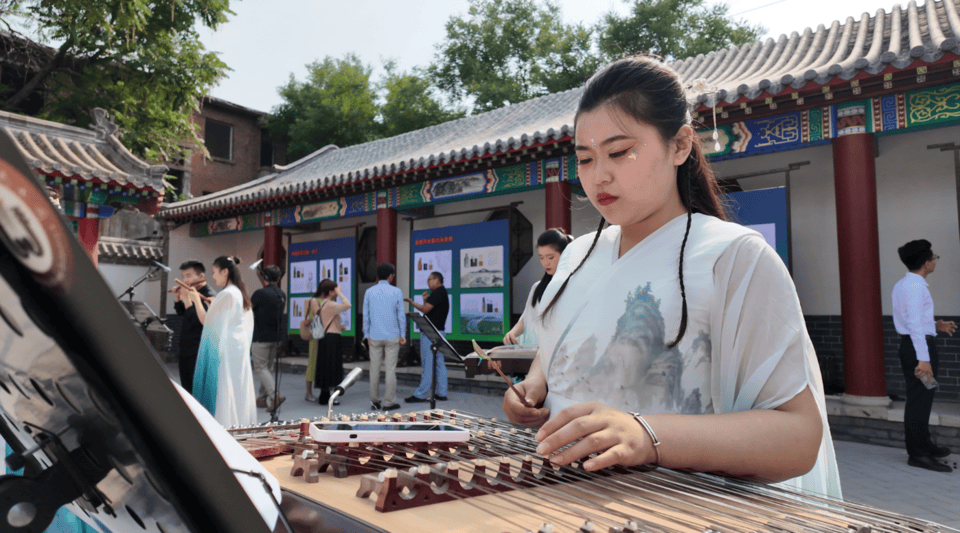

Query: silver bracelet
[630,413,661,466]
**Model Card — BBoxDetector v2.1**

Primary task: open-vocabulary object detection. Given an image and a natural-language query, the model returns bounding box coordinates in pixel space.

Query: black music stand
[407,311,464,410]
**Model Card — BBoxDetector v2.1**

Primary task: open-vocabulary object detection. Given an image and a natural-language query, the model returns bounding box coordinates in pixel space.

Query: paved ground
[168,364,960,530]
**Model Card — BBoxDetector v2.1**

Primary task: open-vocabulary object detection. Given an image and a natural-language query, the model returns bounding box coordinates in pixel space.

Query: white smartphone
[309,422,471,443]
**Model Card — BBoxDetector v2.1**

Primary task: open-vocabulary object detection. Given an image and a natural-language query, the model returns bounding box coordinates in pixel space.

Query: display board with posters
[287,237,356,336]
[410,219,509,342]
[725,187,790,270]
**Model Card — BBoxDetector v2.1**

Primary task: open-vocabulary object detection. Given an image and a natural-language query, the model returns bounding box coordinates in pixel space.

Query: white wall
[166,225,264,314]
[714,142,841,315]
[99,263,163,315]
[875,126,960,315]
[713,124,960,316]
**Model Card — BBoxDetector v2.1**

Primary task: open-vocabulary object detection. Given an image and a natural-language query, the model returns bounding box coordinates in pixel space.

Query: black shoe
[405,395,428,403]
[381,403,401,411]
[907,455,953,472]
[928,445,951,458]
[371,401,381,410]
[435,395,448,401]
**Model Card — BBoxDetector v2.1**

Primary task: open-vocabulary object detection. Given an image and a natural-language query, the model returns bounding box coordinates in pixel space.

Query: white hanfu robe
[533,213,841,499]
[193,284,257,428]
[516,281,541,347]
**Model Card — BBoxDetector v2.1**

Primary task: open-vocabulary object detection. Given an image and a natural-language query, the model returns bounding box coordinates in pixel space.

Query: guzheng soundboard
[231,410,960,533]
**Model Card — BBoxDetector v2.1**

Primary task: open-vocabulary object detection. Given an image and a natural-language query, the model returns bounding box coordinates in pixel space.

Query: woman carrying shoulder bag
[304,279,351,402]
[312,279,351,405]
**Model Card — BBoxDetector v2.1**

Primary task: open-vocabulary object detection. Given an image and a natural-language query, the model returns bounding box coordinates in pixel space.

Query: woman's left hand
[534,402,655,471]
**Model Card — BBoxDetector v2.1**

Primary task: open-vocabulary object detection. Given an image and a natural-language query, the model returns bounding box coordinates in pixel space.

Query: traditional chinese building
[159,0,960,419]
[1,108,168,268]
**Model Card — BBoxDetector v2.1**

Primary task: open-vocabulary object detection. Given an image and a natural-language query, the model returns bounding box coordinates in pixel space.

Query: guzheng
[231,410,959,533]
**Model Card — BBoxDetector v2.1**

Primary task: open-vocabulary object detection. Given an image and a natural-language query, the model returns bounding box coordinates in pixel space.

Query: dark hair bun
[232,256,241,266]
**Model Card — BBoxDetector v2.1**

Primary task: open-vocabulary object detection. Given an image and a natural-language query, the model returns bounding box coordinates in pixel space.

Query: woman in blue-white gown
[187,255,256,428]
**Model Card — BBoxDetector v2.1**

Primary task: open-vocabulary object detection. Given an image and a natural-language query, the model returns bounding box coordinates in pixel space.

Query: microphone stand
[269,275,285,423]
[117,265,162,301]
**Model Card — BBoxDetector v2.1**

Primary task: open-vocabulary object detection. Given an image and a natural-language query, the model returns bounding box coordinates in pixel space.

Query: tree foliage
[379,61,464,138]
[0,0,232,163]
[598,0,764,61]
[429,0,599,113]
[268,54,380,162]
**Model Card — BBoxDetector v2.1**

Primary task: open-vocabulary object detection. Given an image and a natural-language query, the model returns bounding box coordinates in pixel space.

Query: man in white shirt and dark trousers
[362,263,407,411]
[892,239,957,472]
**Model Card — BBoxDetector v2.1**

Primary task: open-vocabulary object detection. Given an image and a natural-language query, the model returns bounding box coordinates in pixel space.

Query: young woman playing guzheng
[502,55,841,498]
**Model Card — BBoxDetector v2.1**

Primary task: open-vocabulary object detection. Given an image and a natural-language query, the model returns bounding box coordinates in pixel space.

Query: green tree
[598,0,764,61]
[0,0,231,163]
[430,0,599,113]
[268,54,379,161]
[379,61,464,138]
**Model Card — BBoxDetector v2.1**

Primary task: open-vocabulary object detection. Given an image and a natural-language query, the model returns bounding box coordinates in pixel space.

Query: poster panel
[335,258,353,331]
[289,261,317,294]
[410,219,509,341]
[459,293,505,335]
[289,296,311,331]
[288,237,356,336]
[459,246,504,288]
[725,187,790,269]
[413,250,452,290]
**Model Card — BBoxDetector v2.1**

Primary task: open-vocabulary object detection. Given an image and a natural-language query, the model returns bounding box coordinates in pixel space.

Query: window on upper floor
[205,119,232,160]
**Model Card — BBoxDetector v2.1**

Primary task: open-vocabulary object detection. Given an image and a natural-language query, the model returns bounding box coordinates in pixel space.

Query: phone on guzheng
[309,421,471,443]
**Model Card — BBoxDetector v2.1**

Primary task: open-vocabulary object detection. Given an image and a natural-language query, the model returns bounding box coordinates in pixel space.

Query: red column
[264,225,282,268]
[545,180,571,234]
[832,133,886,398]
[78,218,100,268]
[377,207,397,281]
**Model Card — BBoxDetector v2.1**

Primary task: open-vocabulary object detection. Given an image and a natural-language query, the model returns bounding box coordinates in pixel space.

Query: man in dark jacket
[251,265,286,411]
[172,260,214,394]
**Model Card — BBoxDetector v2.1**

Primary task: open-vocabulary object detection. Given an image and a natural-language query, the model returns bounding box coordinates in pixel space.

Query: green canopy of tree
[0,0,232,163]
[379,61,464,138]
[429,0,599,113]
[598,0,764,61]
[268,54,380,162]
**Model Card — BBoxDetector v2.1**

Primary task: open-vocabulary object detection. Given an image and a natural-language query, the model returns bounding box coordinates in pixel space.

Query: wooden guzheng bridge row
[229,410,959,533]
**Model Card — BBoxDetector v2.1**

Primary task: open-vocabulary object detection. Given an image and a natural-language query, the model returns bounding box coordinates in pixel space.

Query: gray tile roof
[0,108,169,194]
[160,0,960,220]
[98,236,163,265]
[160,88,581,218]
[678,0,960,106]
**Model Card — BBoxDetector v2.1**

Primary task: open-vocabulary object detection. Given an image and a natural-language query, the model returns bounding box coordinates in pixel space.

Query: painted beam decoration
[190,157,576,237]
[703,81,960,161]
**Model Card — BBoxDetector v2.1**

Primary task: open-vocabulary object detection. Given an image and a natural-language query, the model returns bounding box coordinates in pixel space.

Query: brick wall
[188,104,263,197]
[805,315,960,401]
[829,414,960,451]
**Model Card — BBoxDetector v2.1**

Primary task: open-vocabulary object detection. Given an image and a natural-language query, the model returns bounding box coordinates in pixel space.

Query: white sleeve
[709,234,812,412]
[709,233,842,498]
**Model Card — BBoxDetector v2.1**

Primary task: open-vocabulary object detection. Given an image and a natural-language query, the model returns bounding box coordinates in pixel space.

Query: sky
[197,0,906,114]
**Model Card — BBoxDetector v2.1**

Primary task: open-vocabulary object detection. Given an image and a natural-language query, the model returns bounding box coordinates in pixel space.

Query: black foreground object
[0,128,384,533]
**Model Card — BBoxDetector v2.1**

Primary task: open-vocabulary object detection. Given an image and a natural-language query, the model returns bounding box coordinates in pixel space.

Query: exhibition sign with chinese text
[287,236,356,337]
[409,219,510,342]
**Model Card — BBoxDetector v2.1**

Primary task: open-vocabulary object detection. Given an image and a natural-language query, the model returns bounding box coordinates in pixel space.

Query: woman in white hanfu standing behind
[503,55,841,498]
[187,255,257,428]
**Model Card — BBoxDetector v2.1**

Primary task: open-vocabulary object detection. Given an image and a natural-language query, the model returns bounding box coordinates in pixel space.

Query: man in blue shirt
[362,263,407,410]
[892,239,956,472]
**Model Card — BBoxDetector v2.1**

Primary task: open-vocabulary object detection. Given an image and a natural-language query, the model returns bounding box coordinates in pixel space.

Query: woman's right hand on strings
[503,380,549,426]
[503,329,520,345]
